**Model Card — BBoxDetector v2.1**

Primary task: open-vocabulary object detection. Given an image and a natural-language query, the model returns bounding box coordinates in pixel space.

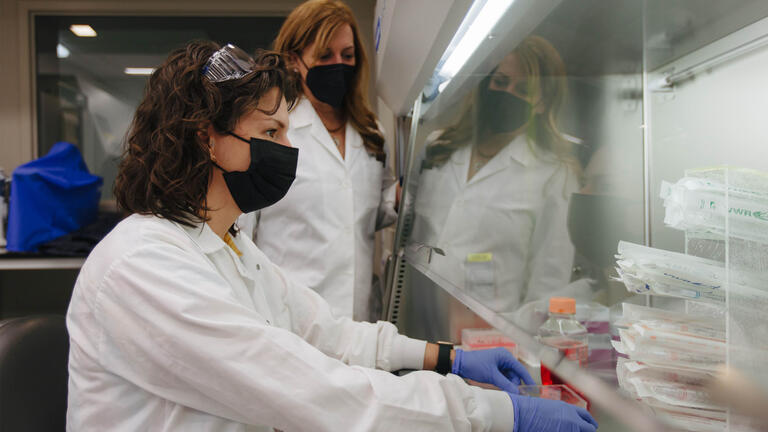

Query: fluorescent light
[69,24,97,37]
[438,0,513,80]
[124,67,155,76]
[56,43,70,58]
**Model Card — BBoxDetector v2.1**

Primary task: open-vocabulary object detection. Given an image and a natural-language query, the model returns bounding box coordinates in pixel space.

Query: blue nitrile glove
[451,348,535,394]
[508,393,598,432]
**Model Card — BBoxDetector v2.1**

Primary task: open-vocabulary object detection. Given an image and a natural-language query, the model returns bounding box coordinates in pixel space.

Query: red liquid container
[538,297,591,408]
[540,338,588,384]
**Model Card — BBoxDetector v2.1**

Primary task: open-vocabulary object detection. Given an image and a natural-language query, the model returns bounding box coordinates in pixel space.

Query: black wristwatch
[435,341,454,375]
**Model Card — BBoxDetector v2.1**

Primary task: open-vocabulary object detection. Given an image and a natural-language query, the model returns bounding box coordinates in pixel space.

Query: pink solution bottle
[538,297,590,408]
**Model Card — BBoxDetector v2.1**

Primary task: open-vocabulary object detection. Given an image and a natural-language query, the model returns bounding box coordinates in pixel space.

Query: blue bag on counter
[6,142,102,252]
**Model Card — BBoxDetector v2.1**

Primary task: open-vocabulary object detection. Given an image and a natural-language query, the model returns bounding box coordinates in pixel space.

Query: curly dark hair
[115,40,297,228]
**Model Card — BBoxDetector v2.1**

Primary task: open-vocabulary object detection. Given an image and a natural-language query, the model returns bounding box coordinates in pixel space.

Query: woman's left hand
[451,347,535,394]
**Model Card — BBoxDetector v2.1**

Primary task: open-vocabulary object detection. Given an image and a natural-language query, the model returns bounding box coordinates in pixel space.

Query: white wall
[0,0,30,173]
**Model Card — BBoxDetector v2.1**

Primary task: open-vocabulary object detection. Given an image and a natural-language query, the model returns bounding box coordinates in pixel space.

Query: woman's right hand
[508,393,598,432]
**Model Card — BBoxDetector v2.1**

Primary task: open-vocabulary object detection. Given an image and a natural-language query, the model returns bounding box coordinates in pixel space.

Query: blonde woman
[411,36,583,327]
[240,0,396,322]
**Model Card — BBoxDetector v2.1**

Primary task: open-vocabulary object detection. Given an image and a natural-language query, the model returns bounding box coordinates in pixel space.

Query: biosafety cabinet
[374,1,768,431]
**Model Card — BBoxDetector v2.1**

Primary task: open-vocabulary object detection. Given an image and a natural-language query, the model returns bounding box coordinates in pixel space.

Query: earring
[209,139,217,163]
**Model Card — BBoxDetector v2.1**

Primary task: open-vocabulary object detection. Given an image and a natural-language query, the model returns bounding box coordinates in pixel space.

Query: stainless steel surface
[385,98,422,326]
[0,257,85,270]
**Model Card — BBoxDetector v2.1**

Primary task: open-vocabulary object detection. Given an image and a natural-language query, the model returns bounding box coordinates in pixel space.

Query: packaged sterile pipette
[661,175,768,243]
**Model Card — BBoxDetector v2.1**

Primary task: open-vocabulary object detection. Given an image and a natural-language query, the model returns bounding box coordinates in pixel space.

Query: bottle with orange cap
[537,297,588,386]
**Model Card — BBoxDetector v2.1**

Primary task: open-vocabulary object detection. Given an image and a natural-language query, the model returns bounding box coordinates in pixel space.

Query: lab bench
[0,254,81,318]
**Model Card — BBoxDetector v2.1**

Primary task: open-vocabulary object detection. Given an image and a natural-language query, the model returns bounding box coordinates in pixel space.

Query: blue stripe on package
[7,142,102,252]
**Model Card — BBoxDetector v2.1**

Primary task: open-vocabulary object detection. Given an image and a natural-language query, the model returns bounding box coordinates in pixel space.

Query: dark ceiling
[35,15,286,101]
[37,15,285,56]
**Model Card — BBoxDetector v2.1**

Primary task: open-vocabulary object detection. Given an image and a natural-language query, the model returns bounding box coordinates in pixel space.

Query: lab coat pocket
[465,253,495,301]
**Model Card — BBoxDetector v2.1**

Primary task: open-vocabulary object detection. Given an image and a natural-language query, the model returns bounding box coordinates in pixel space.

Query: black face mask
[567,193,644,267]
[213,133,298,213]
[304,63,355,108]
[477,82,532,136]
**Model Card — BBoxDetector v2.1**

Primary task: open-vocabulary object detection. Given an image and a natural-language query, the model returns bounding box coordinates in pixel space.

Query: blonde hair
[425,36,577,173]
[274,0,385,162]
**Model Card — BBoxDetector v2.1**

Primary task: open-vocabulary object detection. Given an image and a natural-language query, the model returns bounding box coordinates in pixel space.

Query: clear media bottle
[538,297,588,385]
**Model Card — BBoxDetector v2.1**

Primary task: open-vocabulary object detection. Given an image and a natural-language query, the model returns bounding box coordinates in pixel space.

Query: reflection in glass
[410,36,584,331]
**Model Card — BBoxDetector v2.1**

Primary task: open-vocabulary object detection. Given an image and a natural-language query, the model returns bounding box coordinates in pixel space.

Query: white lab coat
[241,97,397,322]
[66,214,513,431]
[410,133,578,323]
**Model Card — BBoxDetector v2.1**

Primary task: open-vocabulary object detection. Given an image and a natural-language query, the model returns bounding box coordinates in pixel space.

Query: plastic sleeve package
[613,307,726,372]
[616,305,726,351]
[616,359,727,431]
[614,328,723,372]
[615,171,768,430]
[618,303,724,329]
[644,399,726,423]
[613,301,728,430]
[620,362,726,432]
[617,359,720,410]
[647,404,726,432]
[631,321,725,351]
[660,175,768,244]
[614,241,768,310]
[630,377,716,410]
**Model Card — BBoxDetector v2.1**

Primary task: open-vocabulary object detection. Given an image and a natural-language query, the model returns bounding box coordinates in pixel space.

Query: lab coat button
[256,264,261,270]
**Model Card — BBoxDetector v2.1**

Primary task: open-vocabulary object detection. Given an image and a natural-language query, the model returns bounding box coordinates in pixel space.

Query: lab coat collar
[345,122,365,167]
[288,97,314,129]
[506,133,535,167]
[176,220,256,282]
[460,134,534,186]
[177,219,227,255]
[292,97,345,165]
[448,146,471,189]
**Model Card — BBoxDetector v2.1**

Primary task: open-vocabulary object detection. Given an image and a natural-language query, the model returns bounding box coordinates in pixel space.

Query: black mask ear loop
[209,132,251,174]
[295,54,314,93]
[295,52,310,74]
[227,132,251,145]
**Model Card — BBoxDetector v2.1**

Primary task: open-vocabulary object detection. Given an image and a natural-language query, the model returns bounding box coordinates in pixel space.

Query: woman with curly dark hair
[65,40,593,432]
